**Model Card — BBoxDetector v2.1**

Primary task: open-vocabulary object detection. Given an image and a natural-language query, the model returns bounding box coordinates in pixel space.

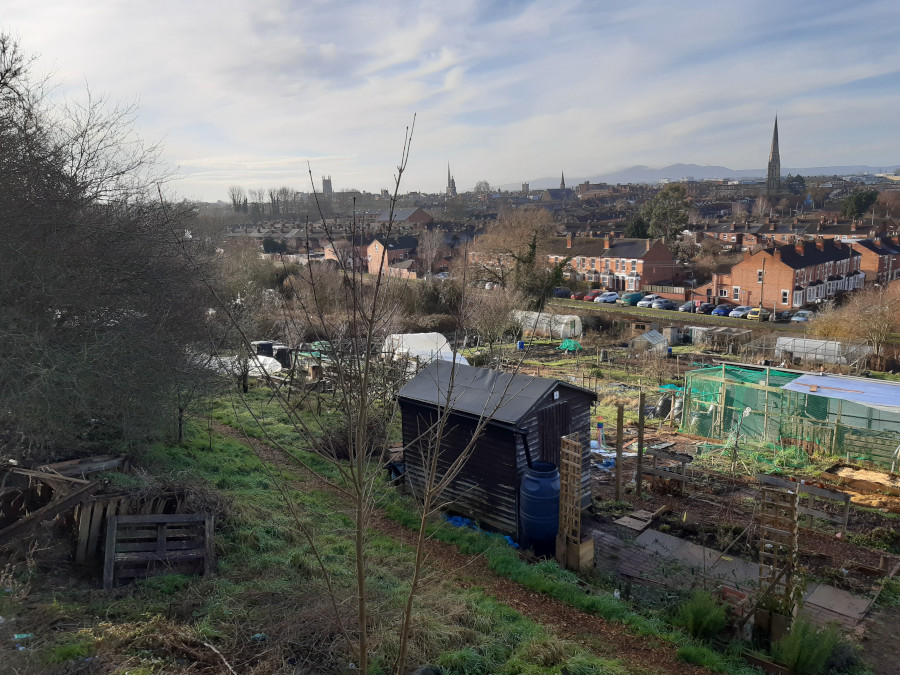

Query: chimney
[851,221,858,232]
[816,222,822,232]
[566,233,572,249]
[833,239,842,249]
[874,237,882,247]
[765,217,771,224]
[731,222,736,231]
[604,236,613,250]
[773,248,782,262]
[795,241,805,255]
[816,238,825,251]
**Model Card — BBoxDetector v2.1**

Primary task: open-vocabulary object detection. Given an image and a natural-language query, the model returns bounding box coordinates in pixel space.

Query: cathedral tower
[560,171,566,190]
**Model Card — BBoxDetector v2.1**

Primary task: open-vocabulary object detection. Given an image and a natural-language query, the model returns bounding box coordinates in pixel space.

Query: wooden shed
[398,361,597,539]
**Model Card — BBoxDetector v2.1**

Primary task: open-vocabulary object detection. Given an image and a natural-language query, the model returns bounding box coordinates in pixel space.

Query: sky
[4,0,900,202]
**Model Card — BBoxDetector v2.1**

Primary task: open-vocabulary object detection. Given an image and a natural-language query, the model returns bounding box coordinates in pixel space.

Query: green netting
[680,365,900,469]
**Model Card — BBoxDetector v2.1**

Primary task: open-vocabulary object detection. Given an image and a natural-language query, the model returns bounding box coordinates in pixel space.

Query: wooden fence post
[637,393,645,498]
[615,404,624,501]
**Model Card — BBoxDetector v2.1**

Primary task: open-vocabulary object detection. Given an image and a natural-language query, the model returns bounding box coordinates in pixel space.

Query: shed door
[537,402,571,466]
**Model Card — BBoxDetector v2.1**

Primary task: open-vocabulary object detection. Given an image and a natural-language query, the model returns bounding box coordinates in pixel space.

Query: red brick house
[367,235,418,276]
[850,237,900,284]
[697,238,864,309]
[323,237,369,270]
[696,222,762,250]
[547,235,677,291]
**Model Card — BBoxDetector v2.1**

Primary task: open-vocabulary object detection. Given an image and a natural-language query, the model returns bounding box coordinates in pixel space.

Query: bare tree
[227,185,246,212]
[753,196,771,220]
[464,287,523,354]
[416,227,445,276]
[811,285,900,367]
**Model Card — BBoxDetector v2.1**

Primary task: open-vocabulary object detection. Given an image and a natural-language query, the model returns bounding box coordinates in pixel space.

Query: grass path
[209,418,711,675]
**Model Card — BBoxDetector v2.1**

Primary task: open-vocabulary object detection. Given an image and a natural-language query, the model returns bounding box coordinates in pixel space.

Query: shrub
[771,617,840,675]
[673,590,727,641]
[675,645,726,672]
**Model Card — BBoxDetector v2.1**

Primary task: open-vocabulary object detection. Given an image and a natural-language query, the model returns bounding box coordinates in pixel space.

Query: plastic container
[519,461,560,554]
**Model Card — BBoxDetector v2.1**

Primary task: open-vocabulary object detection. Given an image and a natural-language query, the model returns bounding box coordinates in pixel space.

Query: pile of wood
[1,455,215,588]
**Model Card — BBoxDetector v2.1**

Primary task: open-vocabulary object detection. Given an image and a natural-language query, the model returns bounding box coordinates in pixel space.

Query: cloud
[5,0,900,200]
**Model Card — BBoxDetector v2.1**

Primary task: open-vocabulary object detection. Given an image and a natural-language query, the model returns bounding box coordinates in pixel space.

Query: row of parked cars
[560,287,814,322]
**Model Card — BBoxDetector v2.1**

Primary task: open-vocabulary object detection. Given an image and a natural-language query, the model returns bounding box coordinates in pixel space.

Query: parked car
[596,291,619,303]
[746,307,771,321]
[570,291,586,301]
[729,306,753,318]
[636,294,661,308]
[678,301,696,312]
[616,291,645,306]
[711,303,734,316]
[552,287,571,298]
[696,303,716,314]
[583,291,601,302]
[652,298,678,310]
[773,309,794,322]
[791,310,815,322]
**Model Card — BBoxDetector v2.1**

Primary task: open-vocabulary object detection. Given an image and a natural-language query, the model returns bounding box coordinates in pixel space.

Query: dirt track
[210,419,709,675]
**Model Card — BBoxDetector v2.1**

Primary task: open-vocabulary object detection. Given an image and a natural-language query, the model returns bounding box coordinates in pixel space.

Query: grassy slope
[0,419,628,675]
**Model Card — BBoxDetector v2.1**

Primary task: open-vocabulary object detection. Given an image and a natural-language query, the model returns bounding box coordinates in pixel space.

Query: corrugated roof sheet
[398,361,595,426]
[783,374,900,413]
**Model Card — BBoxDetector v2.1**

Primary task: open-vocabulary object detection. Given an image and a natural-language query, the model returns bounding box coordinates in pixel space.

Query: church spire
[766,117,781,196]
[446,163,457,197]
[560,171,566,190]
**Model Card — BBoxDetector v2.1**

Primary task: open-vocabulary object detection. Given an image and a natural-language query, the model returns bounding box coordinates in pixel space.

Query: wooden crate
[103,513,214,589]
[75,492,184,564]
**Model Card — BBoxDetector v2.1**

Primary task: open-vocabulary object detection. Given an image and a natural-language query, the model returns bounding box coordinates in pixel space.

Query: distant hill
[503,164,900,190]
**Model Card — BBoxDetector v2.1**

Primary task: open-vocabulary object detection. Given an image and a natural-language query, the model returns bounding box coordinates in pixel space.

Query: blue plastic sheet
[445,515,519,548]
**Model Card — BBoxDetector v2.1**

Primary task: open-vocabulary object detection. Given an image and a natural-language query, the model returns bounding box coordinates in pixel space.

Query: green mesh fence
[680,365,900,469]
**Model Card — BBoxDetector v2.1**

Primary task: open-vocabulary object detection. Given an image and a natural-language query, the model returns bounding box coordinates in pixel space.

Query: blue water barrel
[517,340,525,350]
[519,461,560,553]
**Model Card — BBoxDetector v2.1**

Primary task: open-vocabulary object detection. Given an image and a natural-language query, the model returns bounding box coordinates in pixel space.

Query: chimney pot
[795,241,805,255]
[816,238,825,251]
[566,233,572,249]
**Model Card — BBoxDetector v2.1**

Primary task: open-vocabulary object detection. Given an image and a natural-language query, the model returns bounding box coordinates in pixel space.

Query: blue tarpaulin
[782,374,900,414]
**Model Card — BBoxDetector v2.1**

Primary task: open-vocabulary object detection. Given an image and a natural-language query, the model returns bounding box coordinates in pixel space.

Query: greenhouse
[680,364,900,468]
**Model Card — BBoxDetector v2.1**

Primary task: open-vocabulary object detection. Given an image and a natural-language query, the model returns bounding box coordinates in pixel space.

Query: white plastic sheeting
[511,311,583,339]
[382,333,469,367]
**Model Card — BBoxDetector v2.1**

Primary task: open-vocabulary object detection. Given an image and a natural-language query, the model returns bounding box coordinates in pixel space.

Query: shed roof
[782,374,900,413]
[398,361,596,426]
[628,329,667,346]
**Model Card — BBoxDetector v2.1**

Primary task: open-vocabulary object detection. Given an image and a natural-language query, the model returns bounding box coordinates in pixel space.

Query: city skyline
[6,0,900,202]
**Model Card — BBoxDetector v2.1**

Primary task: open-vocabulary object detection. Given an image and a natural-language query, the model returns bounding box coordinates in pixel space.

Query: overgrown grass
[9,420,660,673]
[771,617,840,675]
[675,644,727,672]
[672,591,727,641]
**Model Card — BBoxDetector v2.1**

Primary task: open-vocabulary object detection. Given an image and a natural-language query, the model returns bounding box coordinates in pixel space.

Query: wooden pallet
[75,492,185,564]
[103,513,214,589]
